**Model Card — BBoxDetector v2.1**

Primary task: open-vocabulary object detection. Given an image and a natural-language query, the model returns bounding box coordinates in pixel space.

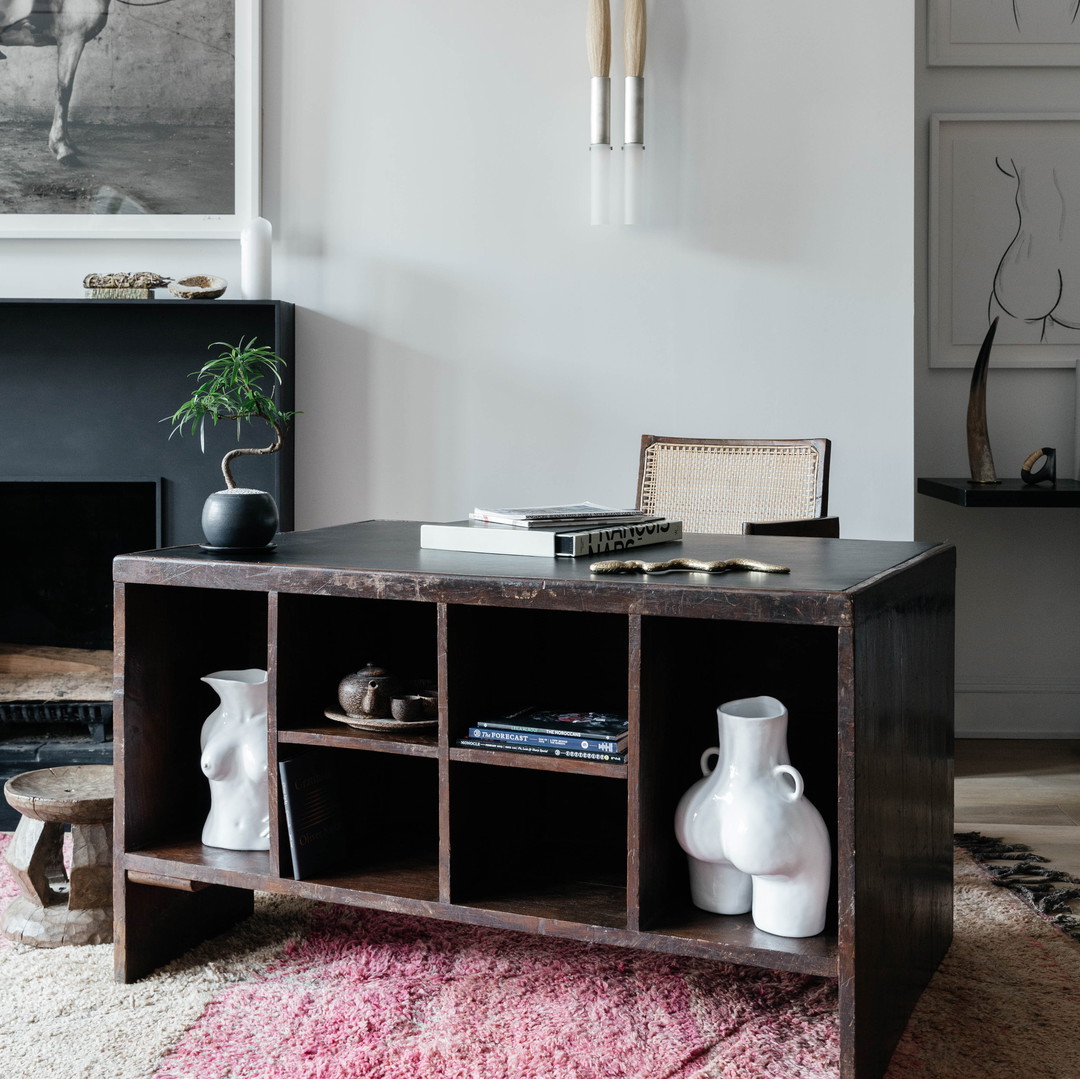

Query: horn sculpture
[967,317,1001,484]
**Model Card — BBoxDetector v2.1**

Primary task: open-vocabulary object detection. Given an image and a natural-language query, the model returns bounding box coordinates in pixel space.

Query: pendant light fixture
[587,0,612,225]
[622,0,646,225]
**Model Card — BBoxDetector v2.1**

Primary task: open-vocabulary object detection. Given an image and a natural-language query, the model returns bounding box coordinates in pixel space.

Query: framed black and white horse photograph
[0,0,258,237]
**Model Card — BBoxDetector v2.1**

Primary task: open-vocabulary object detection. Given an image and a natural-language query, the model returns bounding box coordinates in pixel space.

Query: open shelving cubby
[114,519,955,1079]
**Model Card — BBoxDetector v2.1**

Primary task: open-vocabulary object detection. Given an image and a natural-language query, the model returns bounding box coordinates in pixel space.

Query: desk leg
[114,870,252,983]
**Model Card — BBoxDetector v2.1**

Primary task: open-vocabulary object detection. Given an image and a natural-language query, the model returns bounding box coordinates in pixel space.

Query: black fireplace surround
[0,299,295,826]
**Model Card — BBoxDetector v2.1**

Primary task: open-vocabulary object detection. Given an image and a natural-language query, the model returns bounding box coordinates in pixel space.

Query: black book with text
[279,752,344,880]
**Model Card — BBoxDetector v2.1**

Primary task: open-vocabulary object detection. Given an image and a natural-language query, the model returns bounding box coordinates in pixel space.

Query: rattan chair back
[637,436,832,535]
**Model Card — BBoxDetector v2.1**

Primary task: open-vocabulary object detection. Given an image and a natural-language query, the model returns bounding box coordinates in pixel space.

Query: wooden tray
[323,708,437,732]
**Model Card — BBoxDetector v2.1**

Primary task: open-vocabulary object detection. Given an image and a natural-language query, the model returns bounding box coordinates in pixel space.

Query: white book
[420,519,683,558]
[470,502,644,526]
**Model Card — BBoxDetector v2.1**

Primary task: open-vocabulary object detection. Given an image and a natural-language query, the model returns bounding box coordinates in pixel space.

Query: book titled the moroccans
[420,518,682,558]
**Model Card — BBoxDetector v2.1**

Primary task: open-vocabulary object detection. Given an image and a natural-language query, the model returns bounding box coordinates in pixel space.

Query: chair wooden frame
[636,435,839,537]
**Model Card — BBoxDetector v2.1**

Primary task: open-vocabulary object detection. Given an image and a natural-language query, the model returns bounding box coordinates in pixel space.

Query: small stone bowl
[168,275,228,300]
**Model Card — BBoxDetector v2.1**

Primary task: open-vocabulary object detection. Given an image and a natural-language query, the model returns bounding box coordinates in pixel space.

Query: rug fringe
[955,831,1080,945]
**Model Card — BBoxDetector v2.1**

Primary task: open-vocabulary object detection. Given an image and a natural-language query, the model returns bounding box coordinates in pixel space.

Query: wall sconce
[622,0,645,225]
[587,0,612,225]
[587,0,646,226]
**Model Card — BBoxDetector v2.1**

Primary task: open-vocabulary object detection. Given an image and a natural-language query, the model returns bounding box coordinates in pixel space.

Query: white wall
[915,0,1080,736]
[0,1,915,544]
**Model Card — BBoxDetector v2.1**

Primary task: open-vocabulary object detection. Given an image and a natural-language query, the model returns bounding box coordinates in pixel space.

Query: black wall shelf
[918,477,1080,508]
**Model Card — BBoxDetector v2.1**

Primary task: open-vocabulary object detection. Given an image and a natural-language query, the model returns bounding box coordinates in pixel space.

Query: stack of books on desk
[455,707,628,763]
[421,503,682,557]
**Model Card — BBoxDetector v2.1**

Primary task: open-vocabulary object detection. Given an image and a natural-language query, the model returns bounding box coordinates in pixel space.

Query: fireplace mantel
[0,298,295,825]
[0,298,295,546]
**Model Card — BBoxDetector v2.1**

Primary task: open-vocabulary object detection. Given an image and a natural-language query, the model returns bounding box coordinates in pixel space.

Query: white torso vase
[199,669,270,851]
[674,695,831,937]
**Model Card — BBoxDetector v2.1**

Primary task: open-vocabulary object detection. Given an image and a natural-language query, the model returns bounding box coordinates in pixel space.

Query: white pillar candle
[240,216,272,300]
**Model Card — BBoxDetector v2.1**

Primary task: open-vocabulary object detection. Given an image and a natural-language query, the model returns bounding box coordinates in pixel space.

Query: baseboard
[955,681,1080,738]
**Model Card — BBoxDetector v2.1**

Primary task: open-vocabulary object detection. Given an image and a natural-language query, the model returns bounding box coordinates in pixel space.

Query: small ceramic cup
[391,696,425,722]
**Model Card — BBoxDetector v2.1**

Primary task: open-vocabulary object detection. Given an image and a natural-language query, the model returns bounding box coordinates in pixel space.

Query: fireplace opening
[0,479,159,825]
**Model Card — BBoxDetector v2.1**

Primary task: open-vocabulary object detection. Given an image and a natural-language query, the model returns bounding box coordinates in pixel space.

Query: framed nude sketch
[929,0,1080,66]
[930,114,1080,368]
[0,0,259,238]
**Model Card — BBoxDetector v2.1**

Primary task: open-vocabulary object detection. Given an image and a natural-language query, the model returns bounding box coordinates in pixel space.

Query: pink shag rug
[154,902,837,1079]
[2,832,1080,1078]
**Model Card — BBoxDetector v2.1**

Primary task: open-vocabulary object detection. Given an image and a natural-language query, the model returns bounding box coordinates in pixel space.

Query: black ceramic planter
[201,489,279,550]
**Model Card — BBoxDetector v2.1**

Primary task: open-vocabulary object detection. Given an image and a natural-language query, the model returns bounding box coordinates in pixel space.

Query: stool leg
[4,817,66,906]
[69,822,113,911]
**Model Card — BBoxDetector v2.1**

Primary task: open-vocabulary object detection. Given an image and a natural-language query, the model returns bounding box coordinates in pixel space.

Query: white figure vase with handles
[199,668,270,851]
[674,695,831,938]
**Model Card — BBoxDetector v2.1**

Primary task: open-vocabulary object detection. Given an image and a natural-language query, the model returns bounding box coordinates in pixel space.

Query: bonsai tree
[168,338,298,489]
[167,338,298,549]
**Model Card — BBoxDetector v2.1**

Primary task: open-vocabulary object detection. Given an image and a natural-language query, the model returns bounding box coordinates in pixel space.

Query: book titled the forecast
[466,726,626,754]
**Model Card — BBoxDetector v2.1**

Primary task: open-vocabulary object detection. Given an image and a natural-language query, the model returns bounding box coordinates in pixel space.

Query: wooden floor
[956,738,1080,880]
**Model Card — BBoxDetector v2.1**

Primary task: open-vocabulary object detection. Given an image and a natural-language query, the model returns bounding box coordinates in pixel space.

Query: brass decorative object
[967,317,1000,484]
[590,557,790,576]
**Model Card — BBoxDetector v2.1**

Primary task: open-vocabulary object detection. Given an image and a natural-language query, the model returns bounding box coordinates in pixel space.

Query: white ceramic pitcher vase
[674,695,831,937]
[199,668,270,851]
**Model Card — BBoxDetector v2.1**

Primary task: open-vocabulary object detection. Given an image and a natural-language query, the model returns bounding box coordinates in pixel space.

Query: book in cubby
[279,751,345,880]
[458,706,628,762]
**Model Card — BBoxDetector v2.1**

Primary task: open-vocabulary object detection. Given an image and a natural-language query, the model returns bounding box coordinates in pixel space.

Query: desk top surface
[114,520,948,600]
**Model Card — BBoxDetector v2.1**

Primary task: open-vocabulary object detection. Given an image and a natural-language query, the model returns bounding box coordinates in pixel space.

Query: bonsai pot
[201,489,279,550]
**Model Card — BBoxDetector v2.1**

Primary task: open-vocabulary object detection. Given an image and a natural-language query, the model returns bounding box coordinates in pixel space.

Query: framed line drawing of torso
[0,0,258,237]
[930,114,1080,367]
[929,0,1080,66]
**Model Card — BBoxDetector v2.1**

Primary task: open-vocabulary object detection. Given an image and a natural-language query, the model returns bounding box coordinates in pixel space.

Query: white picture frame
[929,0,1080,66]
[929,113,1080,368]
[0,0,259,239]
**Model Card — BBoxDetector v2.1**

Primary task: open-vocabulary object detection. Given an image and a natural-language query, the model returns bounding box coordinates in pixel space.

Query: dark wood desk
[113,521,955,1079]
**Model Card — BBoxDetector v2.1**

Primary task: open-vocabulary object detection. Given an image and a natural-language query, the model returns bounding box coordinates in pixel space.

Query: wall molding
[956,679,1080,696]
[956,683,1080,738]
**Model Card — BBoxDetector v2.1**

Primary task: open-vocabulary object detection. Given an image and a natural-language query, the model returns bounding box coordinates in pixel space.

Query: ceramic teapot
[337,662,401,719]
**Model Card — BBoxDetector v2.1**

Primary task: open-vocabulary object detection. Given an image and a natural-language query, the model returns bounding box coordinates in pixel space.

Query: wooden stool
[2,765,114,947]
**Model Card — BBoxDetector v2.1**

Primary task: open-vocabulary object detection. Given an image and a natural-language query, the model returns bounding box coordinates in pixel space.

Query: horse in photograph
[0,0,112,161]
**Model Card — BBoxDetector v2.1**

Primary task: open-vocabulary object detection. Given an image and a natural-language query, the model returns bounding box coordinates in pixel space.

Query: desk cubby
[114,520,955,1079]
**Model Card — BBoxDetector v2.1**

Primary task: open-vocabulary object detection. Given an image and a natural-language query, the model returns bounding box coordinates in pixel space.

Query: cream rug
[0,839,1077,1078]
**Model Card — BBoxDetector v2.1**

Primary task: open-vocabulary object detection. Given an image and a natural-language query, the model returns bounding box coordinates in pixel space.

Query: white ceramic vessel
[674,695,831,938]
[199,668,270,851]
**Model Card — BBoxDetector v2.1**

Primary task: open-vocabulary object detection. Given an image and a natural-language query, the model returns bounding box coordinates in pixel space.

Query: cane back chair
[636,435,839,537]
